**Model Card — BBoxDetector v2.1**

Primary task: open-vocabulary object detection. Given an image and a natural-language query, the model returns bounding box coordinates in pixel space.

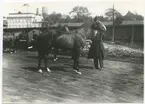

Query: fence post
[131,25,134,45]
[112,4,115,43]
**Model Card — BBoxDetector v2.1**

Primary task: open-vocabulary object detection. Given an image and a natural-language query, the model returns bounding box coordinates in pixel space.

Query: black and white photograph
[2,0,144,103]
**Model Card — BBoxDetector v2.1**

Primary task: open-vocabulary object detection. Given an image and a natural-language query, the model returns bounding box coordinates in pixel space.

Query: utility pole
[112,4,115,43]
[131,25,134,45]
[23,4,29,30]
[23,4,29,49]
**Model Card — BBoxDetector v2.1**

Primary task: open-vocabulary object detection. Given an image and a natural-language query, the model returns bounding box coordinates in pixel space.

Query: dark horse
[36,25,87,74]
[36,21,106,74]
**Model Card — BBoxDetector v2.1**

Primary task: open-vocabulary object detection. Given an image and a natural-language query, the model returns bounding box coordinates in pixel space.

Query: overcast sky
[3,0,145,17]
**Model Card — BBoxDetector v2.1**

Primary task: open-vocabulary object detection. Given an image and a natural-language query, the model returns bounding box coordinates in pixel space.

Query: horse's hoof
[99,68,103,70]
[93,67,99,70]
[74,70,82,75]
[38,69,43,73]
[28,46,33,49]
[47,68,51,72]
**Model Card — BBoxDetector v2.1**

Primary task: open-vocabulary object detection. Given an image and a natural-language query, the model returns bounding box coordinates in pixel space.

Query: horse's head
[88,20,106,38]
[64,25,69,32]
[92,20,106,31]
[56,25,69,33]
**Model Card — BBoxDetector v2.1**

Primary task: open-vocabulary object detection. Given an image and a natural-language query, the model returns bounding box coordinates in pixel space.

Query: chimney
[36,8,39,15]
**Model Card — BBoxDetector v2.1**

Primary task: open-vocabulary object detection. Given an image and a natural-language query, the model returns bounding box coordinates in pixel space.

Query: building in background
[6,11,43,29]
[3,17,8,28]
[103,20,144,45]
[42,6,48,15]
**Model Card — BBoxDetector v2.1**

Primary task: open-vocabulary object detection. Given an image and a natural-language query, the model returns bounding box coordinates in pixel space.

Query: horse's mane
[72,28,86,39]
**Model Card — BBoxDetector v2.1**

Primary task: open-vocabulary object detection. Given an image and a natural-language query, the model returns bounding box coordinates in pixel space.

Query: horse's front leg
[38,47,52,73]
[72,48,82,75]
[44,54,51,73]
[38,55,43,73]
[53,48,59,61]
[45,47,52,72]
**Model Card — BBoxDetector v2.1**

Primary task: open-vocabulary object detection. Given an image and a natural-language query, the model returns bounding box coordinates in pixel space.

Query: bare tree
[69,6,91,22]
[105,8,122,20]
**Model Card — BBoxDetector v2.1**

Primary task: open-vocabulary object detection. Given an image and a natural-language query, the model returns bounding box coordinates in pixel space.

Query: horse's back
[56,30,86,49]
[56,34,74,49]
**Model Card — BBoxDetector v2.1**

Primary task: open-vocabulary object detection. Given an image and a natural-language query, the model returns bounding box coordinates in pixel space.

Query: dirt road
[2,51,143,103]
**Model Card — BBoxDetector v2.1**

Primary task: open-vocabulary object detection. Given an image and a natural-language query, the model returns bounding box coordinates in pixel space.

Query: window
[21,19,23,22]
[12,19,14,23]
[33,19,36,22]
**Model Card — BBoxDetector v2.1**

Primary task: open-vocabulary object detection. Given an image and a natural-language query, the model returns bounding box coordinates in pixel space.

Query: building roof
[50,20,143,28]
[102,21,112,26]
[9,12,36,15]
[50,23,84,28]
[121,20,144,25]
[102,20,144,26]
[8,12,42,18]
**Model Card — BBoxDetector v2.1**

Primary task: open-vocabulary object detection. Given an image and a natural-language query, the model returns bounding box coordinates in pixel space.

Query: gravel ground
[82,42,143,64]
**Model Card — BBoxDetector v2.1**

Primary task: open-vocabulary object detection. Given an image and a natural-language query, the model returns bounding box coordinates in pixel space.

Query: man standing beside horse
[88,16,106,70]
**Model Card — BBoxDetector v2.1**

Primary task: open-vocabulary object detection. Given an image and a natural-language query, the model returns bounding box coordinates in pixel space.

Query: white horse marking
[38,69,43,73]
